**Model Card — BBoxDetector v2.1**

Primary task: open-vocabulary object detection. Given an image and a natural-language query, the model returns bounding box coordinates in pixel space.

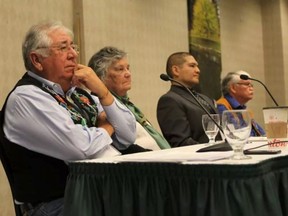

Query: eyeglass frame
[236,82,254,87]
[36,43,79,54]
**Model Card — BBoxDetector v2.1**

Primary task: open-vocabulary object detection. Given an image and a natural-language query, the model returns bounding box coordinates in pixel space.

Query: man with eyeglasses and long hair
[0,21,137,215]
[217,70,265,136]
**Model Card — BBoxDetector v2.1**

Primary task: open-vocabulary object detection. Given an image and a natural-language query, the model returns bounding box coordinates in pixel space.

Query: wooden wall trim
[73,0,85,64]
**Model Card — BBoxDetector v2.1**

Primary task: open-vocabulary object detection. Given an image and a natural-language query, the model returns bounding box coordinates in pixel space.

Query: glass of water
[202,114,220,145]
[222,110,251,160]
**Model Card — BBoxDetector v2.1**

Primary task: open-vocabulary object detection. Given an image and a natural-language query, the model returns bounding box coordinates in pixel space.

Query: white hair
[221,70,251,95]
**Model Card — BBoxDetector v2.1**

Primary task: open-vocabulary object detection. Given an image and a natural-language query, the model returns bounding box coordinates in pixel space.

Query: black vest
[0,73,69,203]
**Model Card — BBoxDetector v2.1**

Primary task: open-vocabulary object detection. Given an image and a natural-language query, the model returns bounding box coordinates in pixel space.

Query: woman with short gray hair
[88,46,171,150]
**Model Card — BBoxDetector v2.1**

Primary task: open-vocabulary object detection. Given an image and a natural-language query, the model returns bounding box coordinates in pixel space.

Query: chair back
[0,110,22,216]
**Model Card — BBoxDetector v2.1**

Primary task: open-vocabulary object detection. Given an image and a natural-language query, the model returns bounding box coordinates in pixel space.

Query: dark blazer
[157,85,219,147]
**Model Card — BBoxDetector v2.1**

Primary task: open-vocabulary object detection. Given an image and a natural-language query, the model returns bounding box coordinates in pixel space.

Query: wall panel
[220,0,266,125]
[82,0,189,130]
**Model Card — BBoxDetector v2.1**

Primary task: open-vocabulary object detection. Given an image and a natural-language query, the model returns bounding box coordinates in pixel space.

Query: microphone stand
[160,74,231,151]
[240,74,279,106]
[250,78,279,106]
[160,74,223,133]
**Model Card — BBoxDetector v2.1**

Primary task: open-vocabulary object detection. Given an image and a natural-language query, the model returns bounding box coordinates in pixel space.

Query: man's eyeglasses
[236,83,254,87]
[37,43,79,53]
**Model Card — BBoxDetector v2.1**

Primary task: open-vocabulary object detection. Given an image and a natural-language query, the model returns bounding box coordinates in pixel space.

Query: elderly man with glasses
[0,21,137,215]
[217,70,265,136]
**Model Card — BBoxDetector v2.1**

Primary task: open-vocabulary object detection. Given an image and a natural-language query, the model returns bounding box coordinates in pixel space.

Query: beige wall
[262,0,286,107]
[220,0,266,125]
[82,0,188,130]
[281,0,288,103]
[221,0,288,125]
[0,0,287,214]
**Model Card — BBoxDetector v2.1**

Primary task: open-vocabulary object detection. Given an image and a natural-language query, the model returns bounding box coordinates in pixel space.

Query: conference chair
[0,110,22,216]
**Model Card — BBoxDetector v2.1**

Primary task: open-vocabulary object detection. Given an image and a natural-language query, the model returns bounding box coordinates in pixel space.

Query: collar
[224,94,246,109]
[27,71,76,96]
[111,91,128,101]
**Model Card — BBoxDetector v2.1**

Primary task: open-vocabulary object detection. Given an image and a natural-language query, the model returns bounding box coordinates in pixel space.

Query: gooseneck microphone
[240,74,279,106]
[160,74,224,134]
[160,74,233,151]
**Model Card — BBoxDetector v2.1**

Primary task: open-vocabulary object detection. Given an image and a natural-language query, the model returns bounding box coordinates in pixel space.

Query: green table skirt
[64,156,288,216]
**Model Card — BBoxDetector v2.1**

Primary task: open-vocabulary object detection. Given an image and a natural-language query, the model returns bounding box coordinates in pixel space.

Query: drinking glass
[202,114,220,145]
[222,110,252,160]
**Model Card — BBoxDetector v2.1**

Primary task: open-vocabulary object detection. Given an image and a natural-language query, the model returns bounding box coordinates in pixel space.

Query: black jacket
[157,85,218,147]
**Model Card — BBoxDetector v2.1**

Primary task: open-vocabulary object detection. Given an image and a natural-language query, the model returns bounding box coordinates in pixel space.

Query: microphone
[160,74,222,131]
[160,74,171,82]
[240,74,279,106]
[160,73,232,151]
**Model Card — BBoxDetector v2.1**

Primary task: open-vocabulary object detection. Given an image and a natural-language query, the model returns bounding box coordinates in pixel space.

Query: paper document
[113,151,233,163]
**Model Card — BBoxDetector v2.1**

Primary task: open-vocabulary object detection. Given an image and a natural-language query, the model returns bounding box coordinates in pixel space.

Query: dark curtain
[64,156,288,216]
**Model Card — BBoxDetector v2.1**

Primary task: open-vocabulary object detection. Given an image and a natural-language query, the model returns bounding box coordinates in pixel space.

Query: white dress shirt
[3,72,136,161]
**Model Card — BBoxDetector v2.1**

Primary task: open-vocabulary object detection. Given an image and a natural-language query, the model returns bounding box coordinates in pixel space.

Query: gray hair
[88,46,127,80]
[22,20,74,71]
[221,70,251,95]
